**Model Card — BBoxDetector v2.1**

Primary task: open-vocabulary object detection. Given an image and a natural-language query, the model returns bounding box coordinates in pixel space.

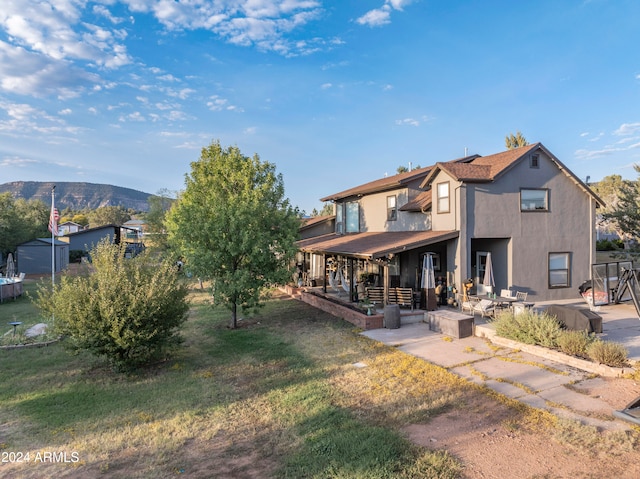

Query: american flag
[48,206,59,236]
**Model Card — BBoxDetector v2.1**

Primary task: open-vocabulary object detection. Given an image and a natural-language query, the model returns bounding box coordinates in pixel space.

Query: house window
[437,182,450,213]
[549,252,571,288]
[530,154,540,168]
[521,189,548,211]
[335,202,344,234]
[387,195,397,221]
[345,201,360,233]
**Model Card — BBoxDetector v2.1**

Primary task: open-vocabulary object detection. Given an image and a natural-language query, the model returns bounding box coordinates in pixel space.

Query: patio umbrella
[483,252,495,292]
[6,253,15,278]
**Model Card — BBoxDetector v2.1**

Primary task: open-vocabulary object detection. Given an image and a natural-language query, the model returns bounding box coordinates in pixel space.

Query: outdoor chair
[515,291,528,302]
[459,294,479,315]
[473,299,496,319]
[500,289,514,298]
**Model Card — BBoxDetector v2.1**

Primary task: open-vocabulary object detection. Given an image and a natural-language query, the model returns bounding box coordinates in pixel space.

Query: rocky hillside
[0,181,153,212]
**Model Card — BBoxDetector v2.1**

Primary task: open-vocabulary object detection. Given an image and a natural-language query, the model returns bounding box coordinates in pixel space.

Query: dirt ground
[405,377,640,479]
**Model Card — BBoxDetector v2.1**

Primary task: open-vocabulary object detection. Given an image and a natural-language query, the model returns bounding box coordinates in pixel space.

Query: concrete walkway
[362,300,640,432]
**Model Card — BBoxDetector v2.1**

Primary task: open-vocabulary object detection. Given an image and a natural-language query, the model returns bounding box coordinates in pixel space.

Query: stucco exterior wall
[464,151,596,300]
[430,171,459,232]
[350,187,431,232]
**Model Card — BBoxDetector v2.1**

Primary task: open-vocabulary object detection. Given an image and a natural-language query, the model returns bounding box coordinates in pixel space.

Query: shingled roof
[297,230,458,259]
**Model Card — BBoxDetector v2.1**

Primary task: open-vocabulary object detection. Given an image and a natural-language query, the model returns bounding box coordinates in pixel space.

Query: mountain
[0,181,153,212]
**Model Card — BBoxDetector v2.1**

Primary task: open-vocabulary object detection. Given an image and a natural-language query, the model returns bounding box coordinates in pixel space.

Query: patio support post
[349,257,355,302]
[323,254,328,293]
[383,261,389,306]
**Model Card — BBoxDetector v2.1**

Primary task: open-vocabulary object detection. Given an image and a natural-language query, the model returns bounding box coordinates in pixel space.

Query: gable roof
[320,166,434,203]
[420,143,605,207]
[420,144,539,186]
[320,154,481,203]
[400,190,432,212]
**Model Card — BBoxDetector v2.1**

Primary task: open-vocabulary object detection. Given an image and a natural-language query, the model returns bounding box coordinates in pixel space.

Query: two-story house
[298,143,603,304]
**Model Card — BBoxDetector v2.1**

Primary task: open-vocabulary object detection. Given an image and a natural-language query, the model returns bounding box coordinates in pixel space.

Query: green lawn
[0,281,637,478]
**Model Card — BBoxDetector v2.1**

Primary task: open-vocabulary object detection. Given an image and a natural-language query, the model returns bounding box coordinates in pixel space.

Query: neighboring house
[16,238,69,274]
[59,224,141,255]
[123,219,146,239]
[298,143,604,303]
[57,221,84,235]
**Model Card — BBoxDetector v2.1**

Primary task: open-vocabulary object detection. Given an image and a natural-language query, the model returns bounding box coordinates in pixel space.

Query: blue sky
[1,0,640,214]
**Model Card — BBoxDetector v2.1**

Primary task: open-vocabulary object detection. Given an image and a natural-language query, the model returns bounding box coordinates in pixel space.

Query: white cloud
[396,118,420,127]
[613,122,640,136]
[207,94,242,112]
[395,115,431,127]
[356,7,392,27]
[321,83,332,89]
[0,156,39,167]
[58,108,72,115]
[356,0,415,27]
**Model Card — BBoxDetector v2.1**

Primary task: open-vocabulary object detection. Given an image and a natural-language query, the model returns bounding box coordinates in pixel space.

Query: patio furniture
[459,293,479,315]
[366,287,384,305]
[546,304,602,333]
[473,299,496,318]
[428,310,474,338]
[392,287,415,310]
[515,291,528,302]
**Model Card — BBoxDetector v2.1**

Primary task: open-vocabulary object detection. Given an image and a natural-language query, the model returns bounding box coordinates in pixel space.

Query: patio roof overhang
[297,230,459,260]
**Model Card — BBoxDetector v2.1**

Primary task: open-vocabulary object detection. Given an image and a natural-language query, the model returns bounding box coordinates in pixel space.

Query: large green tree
[0,193,48,257]
[166,141,300,329]
[602,166,640,245]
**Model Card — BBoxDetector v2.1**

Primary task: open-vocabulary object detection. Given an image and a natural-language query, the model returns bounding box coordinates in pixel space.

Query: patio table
[477,295,518,310]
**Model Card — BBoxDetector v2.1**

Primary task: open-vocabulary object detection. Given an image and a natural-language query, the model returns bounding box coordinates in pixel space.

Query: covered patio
[296,230,459,328]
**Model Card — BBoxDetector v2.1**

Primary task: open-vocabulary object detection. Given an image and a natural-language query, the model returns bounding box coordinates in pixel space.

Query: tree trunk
[230,301,237,329]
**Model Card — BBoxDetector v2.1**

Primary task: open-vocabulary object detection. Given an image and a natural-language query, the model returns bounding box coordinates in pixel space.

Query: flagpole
[51,185,56,287]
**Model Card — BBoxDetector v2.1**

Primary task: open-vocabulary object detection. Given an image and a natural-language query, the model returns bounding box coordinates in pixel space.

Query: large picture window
[437,182,450,213]
[549,252,571,288]
[345,201,360,233]
[521,189,548,211]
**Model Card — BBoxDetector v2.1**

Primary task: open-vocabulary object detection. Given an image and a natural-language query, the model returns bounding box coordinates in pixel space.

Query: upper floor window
[530,154,540,168]
[437,182,450,213]
[335,202,344,234]
[549,252,571,288]
[387,195,397,221]
[335,201,360,233]
[521,188,548,211]
[345,201,360,233]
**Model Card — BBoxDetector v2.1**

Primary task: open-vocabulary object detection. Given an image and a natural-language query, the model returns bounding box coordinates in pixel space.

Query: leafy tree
[72,213,89,226]
[505,131,529,149]
[0,193,48,256]
[144,189,175,249]
[35,240,189,372]
[603,166,640,246]
[590,174,633,243]
[397,165,409,174]
[166,140,300,329]
[88,205,131,227]
[311,202,334,217]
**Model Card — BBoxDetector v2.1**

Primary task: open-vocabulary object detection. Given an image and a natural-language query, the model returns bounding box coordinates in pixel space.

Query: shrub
[493,309,563,348]
[586,340,628,367]
[35,239,190,372]
[557,330,593,358]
